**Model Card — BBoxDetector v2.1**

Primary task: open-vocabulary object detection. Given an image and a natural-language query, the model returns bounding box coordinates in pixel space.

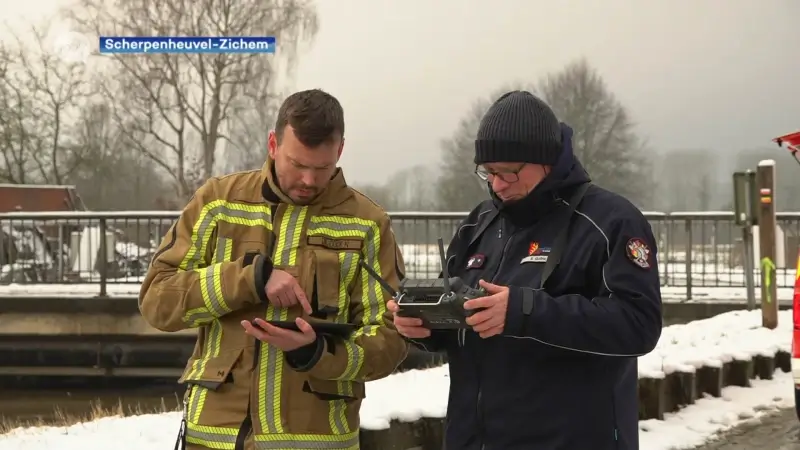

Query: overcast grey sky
[5,0,800,185]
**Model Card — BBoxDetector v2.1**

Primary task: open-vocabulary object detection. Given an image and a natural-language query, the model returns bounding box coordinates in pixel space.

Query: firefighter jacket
[139,157,409,450]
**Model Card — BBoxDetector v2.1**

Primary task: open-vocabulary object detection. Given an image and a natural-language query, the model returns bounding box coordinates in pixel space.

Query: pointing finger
[293,284,312,314]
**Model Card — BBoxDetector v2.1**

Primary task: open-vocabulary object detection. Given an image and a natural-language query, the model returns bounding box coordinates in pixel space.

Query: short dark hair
[274,89,345,147]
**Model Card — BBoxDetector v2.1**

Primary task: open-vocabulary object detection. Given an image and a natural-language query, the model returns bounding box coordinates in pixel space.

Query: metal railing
[1,210,799,299]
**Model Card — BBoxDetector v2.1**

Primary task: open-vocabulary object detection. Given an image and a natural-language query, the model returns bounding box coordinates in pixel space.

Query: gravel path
[692,408,800,450]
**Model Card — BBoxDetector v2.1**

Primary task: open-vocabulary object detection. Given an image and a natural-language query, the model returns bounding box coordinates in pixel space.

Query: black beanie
[474,90,562,165]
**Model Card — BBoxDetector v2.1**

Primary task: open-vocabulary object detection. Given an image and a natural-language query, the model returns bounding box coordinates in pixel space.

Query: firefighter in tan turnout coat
[139,89,409,450]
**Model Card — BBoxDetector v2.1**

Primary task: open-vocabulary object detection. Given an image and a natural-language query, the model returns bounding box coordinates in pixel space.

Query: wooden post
[756,160,778,329]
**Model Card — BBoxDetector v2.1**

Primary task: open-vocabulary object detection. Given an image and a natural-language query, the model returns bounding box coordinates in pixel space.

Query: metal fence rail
[1,210,799,299]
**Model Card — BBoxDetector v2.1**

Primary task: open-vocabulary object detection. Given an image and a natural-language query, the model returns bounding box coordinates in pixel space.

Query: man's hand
[241,317,317,351]
[387,299,432,339]
[464,280,509,338]
[266,269,312,313]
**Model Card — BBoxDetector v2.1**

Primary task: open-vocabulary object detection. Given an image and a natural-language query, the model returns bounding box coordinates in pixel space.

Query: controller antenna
[358,260,398,297]
[437,237,451,294]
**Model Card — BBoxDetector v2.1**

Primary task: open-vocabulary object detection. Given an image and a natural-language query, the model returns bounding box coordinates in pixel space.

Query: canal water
[0,377,184,432]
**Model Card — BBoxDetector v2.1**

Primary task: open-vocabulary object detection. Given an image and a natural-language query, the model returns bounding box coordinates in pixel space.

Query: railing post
[1,210,794,300]
[756,160,778,329]
[733,170,758,310]
[684,218,693,301]
[57,225,65,280]
[98,217,108,297]
[661,216,670,287]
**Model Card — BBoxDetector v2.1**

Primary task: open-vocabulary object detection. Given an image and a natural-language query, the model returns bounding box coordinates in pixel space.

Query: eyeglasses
[474,164,526,183]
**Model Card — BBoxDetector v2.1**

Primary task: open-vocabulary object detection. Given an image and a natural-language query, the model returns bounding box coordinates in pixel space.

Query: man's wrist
[252,254,274,303]
[285,336,324,372]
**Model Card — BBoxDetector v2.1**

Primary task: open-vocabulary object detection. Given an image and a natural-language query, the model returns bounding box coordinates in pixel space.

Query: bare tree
[0,22,91,184]
[353,183,397,211]
[435,85,522,212]
[653,148,717,211]
[436,59,653,210]
[537,58,652,207]
[387,165,437,211]
[219,78,286,174]
[64,0,318,199]
[353,165,438,212]
[69,100,171,209]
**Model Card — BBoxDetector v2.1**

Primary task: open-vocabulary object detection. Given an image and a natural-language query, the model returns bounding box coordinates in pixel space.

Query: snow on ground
[639,371,794,449]
[666,287,795,303]
[0,370,793,450]
[0,309,795,450]
[639,309,792,378]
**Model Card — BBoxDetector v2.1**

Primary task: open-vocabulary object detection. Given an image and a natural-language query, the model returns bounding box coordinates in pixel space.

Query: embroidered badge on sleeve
[626,238,651,269]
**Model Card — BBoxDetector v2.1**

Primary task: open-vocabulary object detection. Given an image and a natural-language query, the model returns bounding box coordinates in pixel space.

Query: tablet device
[252,320,356,338]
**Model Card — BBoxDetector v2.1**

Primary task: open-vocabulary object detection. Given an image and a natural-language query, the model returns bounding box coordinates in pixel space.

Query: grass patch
[0,395,182,434]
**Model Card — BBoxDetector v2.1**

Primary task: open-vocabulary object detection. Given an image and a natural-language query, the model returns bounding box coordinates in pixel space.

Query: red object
[0,184,85,212]
[773,131,800,153]
[792,248,800,361]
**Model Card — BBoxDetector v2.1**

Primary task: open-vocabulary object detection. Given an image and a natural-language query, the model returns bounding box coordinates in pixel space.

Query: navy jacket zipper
[473,219,516,449]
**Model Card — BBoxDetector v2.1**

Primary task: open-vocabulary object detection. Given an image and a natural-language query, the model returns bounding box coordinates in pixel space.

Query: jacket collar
[260,156,352,208]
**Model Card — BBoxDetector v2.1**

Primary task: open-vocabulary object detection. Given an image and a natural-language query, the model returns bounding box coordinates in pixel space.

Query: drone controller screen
[359,238,487,329]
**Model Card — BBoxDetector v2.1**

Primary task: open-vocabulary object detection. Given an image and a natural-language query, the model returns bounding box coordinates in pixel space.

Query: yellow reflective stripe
[336,250,358,391]
[254,430,359,449]
[179,200,273,271]
[258,205,308,435]
[184,237,230,435]
[795,250,800,281]
[184,236,237,326]
[325,250,360,434]
[177,203,272,326]
[222,236,233,261]
[186,422,238,449]
[308,216,386,381]
[274,205,308,266]
[309,216,384,333]
[335,250,359,322]
[307,218,368,240]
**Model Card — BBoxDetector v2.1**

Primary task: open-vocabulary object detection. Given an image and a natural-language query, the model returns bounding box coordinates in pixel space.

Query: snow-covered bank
[0,372,792,450]
[639,371,794,449]
[0,309,794,450]
[639,309,792,379]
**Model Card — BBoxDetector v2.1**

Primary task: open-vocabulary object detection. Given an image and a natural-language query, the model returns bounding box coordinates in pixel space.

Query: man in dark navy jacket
[388,91,662,450]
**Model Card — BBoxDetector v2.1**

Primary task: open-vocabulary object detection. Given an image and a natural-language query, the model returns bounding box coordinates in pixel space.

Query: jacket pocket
[307,244,363,323]
[178,348,243,391]
[305,376,365,401]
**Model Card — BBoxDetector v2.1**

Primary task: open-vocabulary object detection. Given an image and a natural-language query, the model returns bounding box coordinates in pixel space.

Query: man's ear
[268,130,277,158]
[337,137,345,159]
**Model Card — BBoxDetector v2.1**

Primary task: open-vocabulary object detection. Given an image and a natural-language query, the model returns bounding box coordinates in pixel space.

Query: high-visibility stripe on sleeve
[184,237,232,446]
[178,203,272,327]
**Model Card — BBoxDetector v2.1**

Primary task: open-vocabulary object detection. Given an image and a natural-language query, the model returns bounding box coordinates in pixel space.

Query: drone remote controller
[359,238,487,329]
